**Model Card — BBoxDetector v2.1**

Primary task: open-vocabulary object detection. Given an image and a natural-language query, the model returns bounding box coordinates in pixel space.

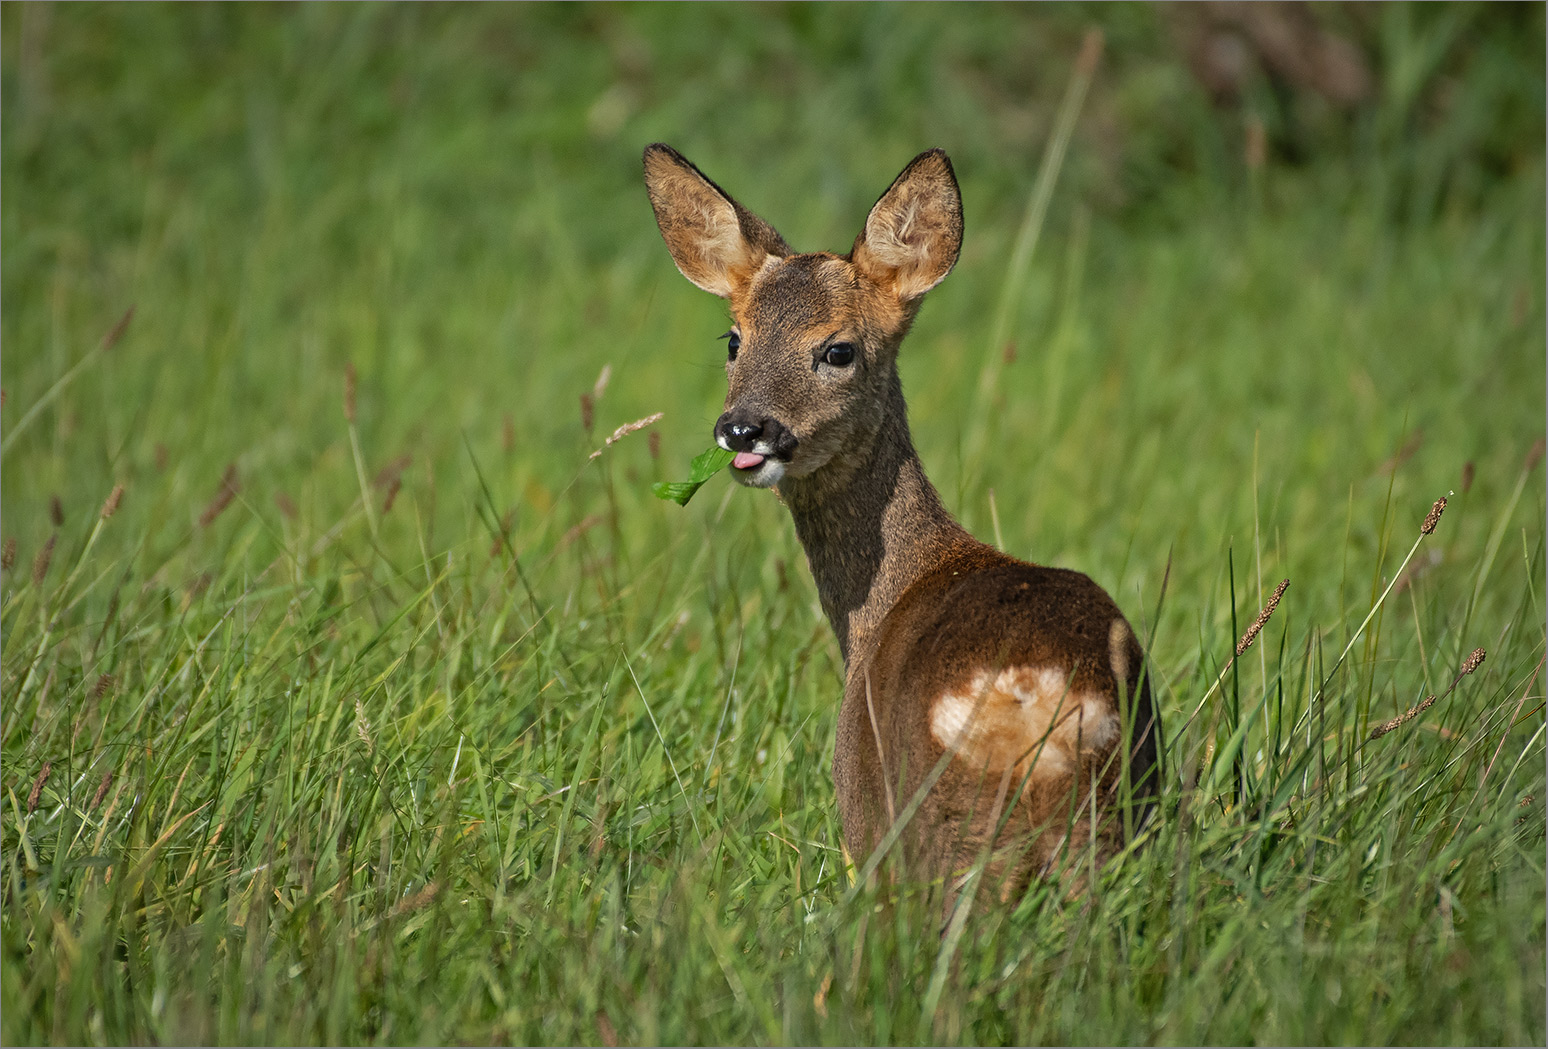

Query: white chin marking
[734,459,786,488]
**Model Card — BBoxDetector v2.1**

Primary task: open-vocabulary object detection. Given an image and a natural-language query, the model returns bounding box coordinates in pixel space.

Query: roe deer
[643,144,1161,904]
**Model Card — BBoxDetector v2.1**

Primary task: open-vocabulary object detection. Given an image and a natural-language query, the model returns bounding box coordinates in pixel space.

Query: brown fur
[643,144,1161,906]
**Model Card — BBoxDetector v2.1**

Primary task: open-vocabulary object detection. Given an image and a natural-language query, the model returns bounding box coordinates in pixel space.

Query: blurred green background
[3,4,1544,1044]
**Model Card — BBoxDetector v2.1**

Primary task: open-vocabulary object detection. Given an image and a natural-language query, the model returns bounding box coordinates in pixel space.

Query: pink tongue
[732,451,766,470]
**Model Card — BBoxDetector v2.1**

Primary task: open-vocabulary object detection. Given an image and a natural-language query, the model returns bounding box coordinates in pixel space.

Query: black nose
[715,411,799,458]
[715,412,763,451]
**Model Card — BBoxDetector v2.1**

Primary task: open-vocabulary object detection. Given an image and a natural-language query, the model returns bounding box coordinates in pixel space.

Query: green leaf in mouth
[651,445,735,506]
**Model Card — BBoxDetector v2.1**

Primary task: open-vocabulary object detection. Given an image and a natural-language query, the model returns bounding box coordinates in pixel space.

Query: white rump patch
[929,666,1118,778]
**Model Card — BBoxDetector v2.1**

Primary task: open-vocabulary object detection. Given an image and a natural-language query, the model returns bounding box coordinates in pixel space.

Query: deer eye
[721,330,741,361]
[823,342,856,368]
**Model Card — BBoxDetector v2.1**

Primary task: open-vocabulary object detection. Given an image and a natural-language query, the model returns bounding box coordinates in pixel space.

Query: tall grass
[3,4,1544,1044]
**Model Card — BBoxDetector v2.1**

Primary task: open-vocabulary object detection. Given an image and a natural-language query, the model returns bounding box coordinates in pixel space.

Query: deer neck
[776,372,977,668]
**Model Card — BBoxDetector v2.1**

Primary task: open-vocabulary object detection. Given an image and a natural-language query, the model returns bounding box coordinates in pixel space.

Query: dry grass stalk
[1369,646,1486,741]
[2,536,15,571]
[1421,495,1447,536]
[100,483,124,518]
[588,412,664,460]
[26,761,51,813]
[31,533,56,585]
[1236,578,1290,656]
[199,465,240,527]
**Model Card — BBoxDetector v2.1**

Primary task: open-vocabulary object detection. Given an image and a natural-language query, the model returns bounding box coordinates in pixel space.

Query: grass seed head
[274,491,298,520]
[102,305,134,351]
[199,465,240,527]
[93,673,115,699]
[589,412,664,460]
[32,533,56,585]
[50,495,64,527]
[580,392,595,434]
[90,771,112,811]
[344,362,358,424]
[26,761,51,814]
[1421,494,1447,535]
[1,537,14,571]
[1236,578,1289,656]
[354,698,374,755]
[101,483,125,519]
[1527,437,1545,473]
[1461,647,1486,675]
[1460,460,1475,494]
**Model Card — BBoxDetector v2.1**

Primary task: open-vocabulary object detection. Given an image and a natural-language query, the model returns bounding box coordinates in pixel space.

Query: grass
[3,4,1544,1044]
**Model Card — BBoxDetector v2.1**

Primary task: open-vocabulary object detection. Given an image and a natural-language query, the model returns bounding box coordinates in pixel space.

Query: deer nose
[715,413,763,451]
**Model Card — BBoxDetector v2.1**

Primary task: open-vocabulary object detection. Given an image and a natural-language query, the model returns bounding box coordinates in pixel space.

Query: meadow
[2,4,1544,1044]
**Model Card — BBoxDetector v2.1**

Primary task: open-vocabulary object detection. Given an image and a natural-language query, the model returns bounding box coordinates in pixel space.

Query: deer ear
[643,144,789,298]
[852,149,963,301]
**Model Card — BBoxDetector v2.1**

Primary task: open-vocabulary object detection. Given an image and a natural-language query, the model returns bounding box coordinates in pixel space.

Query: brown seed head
[1244,116,1267,171]
[344,362,358,425]
[580,392,595,434]
[1527,437,1546,474]
[93,673,115,699]
[101,483,125,519]
[648,430,661,460]
[372,454,411,489]
[2,537,15,571]
[1075,26,1104,78]
[26,761,51,814]
[32,533,56,585]
[102,305,135,352]
[1460,461,1475,495]
[1368,693,1438,741]
[50,495,64,527]
[1421,495,1447,536]
[199,465,240,528]
[274,491,298,520]
[90,770,112,811]
[1236,578,1290,656]
[1461,647,1486,675]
